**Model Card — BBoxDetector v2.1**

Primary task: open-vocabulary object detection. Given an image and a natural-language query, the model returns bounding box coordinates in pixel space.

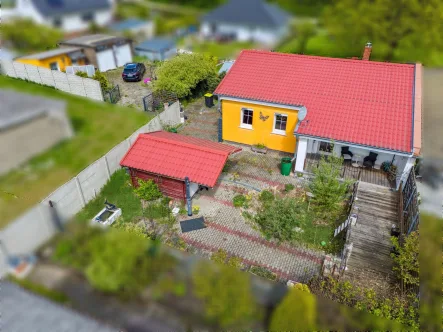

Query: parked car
[122,63,146,82]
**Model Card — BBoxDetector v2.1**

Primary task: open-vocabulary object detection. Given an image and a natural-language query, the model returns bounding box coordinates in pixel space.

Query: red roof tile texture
[215,50,416,153]
[120,131,241,187]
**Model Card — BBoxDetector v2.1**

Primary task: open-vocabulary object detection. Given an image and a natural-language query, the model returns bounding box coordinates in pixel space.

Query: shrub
[284,183,295,192]
[254,143,266,149]
[192,262,260,328]
[92,71,112,92]
[233,194,247,207]
[391,231,419,287]
[249,266,277,281]
[134,179,162,201]
[211,249,228,264]
[259,190,275,203]
[75,71,88,78]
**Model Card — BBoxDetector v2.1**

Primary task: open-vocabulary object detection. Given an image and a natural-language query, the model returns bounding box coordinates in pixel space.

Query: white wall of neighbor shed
[0,102,181,278]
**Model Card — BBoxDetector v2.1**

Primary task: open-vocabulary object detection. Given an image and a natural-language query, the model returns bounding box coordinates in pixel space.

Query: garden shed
[120,131,240,200]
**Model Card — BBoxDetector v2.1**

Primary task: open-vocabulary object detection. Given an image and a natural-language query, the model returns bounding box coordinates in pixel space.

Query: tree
[322,0,443,63]
[2,19,63,52]
[391,231,419,287]
[85,229,174,297]
[308,153,352,223]
[192,262,259,328]
[269,288,317,331]
[153,53,219,99]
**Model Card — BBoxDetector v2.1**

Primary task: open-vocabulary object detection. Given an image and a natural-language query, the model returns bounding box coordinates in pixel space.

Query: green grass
[76,169,142,223]
[191,41,254,60]
[8,276,70,304]
[0,76,152,228]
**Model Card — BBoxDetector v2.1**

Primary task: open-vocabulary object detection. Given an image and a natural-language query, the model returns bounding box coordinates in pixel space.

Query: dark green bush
[284,183,295,192]
[259,190,275,203]
[233,194,247,207]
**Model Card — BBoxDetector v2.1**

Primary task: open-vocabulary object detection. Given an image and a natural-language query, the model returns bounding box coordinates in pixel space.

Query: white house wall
[59,10,113,33]
[204,22,280,44]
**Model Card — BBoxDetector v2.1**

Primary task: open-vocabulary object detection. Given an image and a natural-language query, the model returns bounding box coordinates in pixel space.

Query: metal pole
[185,177,192,216]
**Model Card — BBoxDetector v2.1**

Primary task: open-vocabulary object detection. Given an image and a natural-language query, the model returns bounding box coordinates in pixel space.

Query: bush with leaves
[308,153,352,223]
[75,71,89,78]
[2,19,63,52]
[253,197,310,242]
[211,249,242,268]
[391,231,419,287]
[270,287,317,331]
[233,194,247,207]
[153,53,219,99]
[192,262,260,328]
[284,183,295,192]
[85,229,175,298]
[134,179,162,201]
[259,190,275,203]
[92,71,112,92]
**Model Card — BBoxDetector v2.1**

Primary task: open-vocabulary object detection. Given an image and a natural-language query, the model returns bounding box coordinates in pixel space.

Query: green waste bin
[281,157,292,176]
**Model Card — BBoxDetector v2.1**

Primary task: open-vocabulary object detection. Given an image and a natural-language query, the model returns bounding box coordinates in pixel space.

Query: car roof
[125,63,137,68]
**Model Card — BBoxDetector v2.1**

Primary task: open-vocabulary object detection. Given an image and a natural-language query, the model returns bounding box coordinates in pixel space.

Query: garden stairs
[342,182,398,293]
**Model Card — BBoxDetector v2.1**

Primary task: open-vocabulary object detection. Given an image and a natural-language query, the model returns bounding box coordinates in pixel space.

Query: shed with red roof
[120,131,240,200]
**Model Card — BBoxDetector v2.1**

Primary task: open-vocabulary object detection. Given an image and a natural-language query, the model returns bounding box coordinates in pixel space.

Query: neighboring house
[15,47,87,71]
[214,46,422,189]
[0,89,73,175]
[200,0,291,45]
[109,19,155,41]
[59,34,132,71]
[2,282,116,332]
[134,38,177,61]
[2,0,114,33]
[0,47,16,61]
[120,131,240,200]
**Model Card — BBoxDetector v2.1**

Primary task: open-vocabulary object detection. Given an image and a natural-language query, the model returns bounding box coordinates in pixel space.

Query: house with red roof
[120,131,240,201]
[214,45,422,189]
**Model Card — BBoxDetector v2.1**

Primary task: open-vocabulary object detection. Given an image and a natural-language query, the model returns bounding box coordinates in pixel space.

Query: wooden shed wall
[130,169,186,200]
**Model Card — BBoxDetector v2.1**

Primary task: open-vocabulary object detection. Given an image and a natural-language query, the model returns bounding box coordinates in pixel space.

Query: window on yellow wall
[241,108,253,129]
[272,113,287,135]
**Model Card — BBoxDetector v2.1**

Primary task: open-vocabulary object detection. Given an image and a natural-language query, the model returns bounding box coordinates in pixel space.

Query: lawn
[190,41,255,60]
[0,76,152,228]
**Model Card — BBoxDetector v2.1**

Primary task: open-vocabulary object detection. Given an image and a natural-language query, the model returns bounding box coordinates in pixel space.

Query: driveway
[105,65,153,111]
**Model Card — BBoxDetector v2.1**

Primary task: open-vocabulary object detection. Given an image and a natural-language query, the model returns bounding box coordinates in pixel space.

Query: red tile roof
[215,50,417,153]
[120,131,241,187]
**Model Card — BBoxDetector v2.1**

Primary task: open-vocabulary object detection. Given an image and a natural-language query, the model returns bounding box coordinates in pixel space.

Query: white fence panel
[83,78,103,101]
[13,62,28,80]
[24,64,42,84]
[37,66,56,87]
[52,70,71,94]
[67,74,87,97]
[106,141,128,173]
[42,179,83,223]
[77,158,109,203]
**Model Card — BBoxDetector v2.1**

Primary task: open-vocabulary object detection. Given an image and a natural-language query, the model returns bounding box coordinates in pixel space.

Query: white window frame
[272,113,288,136]
[318,141,334,155]
[240,108,253,130]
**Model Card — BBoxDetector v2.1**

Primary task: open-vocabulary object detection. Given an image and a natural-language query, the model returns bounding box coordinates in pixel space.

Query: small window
[49,62,59,71]
[319,142,333,154]
[81,12,94,22]
[53,17,62,28]
[241,108,253,129]
[273,113,287,135]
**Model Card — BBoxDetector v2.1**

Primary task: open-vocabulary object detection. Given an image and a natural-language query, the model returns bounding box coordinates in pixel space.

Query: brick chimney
[362,42,372,61]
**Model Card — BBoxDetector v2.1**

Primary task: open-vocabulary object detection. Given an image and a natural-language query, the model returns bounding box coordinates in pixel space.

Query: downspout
[185,177,192,216]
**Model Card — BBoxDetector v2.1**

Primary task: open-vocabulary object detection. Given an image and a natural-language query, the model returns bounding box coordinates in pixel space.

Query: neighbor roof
[60,34,128,48]
[135,38,176,52]
[215,50,417,154]
[16,47,82,60]
[203,0,291,28]
[2,282,116,332]
[120,131,241,187]
[31,0,111,17]
[0,89,66,131]
[109,19,149,31]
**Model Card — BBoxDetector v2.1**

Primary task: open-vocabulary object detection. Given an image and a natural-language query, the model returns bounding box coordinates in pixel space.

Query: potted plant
[251,143,267,154]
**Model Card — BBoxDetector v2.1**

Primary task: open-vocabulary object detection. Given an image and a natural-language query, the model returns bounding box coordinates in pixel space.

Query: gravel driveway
[105,65,154,111]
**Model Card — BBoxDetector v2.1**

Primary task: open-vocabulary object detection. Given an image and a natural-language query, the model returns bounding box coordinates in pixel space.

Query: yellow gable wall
[16,54,85,71]
[221,99,298,153]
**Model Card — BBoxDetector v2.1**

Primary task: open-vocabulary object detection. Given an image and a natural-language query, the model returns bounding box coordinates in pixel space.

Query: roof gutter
[411,64,416,155]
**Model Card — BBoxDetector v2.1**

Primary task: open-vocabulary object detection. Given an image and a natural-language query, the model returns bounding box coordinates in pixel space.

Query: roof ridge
[141,133,229,156]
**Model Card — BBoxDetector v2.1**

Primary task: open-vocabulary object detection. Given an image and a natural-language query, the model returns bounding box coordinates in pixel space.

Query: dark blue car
[122,63,146,82]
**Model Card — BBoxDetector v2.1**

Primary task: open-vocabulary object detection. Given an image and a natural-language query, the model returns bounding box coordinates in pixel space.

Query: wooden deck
[342,182,399,293]
[305,153,394,188]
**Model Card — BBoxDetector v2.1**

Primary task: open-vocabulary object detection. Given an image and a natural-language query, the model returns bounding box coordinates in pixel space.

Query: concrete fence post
[104,155,111,180]
[75,176,86,207]
[126,138,132,149]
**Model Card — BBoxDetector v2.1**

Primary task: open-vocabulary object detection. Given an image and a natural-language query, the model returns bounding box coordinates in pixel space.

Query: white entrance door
[96,49,116,72]
[115,44,133,67]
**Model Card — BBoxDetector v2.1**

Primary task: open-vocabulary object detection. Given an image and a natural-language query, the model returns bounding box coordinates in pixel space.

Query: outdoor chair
[363,152,378,168]
[341,146,353,160]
